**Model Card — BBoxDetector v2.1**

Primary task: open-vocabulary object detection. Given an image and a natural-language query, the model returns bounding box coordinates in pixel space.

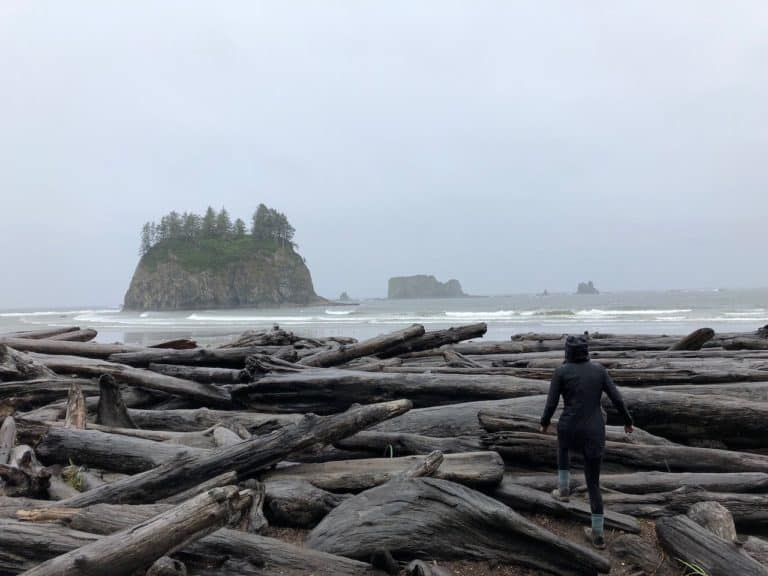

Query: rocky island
[123,205,323,311]
[388,274,466,299]
[576,280,600,295]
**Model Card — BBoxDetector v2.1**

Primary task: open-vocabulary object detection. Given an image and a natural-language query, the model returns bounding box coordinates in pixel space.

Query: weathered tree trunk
[299,325,426,368]
[24,421,209,474]
[148,363,249,384]
[507,471,768,494]
[0,338,142,358]
[656,515,768,576]
[233,369,549,414]
[97,374,137,428]
[377,323,488,359]
[0,417,16,465]
[0,345,56,380]
[33,354,233,407]
[491,478,640,533]
[264,480,350,528]
[335,431,484,457]
[262,451,504,491]
[0,379,100,413]
[478,410,676,446]
[58,400,411,507]
[602,487,768,528]
[2,326,82,340]
[48,328,99,342]
[308,477,610,575]
[652,381,768,402]
[484,431,768,473]
[109,346,296,368]
[64,381,87,429]
[125,407,302,433]
[18,486,248,576]
[668,327,715,350]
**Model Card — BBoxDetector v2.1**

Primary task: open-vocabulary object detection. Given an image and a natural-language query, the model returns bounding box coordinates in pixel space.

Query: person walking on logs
[539,334,634,549]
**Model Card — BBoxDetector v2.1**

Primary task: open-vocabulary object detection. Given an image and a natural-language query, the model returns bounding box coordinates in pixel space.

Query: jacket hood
[565,334,590,363]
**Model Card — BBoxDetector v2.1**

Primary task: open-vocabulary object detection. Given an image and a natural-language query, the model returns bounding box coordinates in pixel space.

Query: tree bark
[307,477,610,575]
[64,381,87,429]
[687,501,737,541]
[377,323,488,358]
[58,400,411,507]
[299,325,426,368]
[262,451,503,492]
[656,515,768,576]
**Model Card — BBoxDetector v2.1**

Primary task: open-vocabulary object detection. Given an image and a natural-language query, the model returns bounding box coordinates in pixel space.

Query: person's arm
[540,369,562,431]
[602,368,634,431]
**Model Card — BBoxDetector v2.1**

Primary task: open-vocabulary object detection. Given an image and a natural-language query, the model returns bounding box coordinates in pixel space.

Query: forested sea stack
[123,205,322,311]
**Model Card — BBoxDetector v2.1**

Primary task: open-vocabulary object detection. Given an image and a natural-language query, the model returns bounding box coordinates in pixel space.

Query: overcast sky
[1,1,767,308]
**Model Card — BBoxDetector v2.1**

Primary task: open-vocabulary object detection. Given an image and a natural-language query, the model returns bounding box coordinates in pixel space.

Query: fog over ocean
[2,289,766,346]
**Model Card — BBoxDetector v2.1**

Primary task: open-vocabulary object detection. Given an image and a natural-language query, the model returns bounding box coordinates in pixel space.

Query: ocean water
[1,289,767,346]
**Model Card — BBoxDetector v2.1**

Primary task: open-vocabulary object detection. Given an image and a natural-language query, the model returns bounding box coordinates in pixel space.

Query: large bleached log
[484,431,768,473]
[233,369,549,414]
[148,363,248,384]
[335,431,484,457]
[656,515,768,576]
[19,420,208,474]
[126,407,302,433]
[109,346,297,368]
[58,400,412,506]
[97,374,137,428]
[63,381,86,429]
[508,471,768,494]
[262,451,504,491]
[32,353,233,407]
[377,323,488,358]
[0,417,16,464]
[0,379,100,412]
[2,326,82,340]
[602,487,768,527]
[307,477,610,576]
[17,486,248,576]
[478,411,676,446]
[0,345,56,380]
[47,328,98,342]
[0,337,142,358]
[265,480,350,528]
[669,327,715,350]
[299,324,426,368]
[653,381,768,402]
[491,478,639,533]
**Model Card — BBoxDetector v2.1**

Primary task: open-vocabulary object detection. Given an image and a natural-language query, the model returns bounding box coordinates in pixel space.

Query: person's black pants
[557,440,604,515]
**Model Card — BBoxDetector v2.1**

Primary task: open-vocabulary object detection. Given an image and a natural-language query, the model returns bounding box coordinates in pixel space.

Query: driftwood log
[656,514,768,576]
[377,323,488,358]
[308,477,610,575]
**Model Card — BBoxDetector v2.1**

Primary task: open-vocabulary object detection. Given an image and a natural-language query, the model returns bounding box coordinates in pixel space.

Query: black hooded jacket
[540,336,633,446]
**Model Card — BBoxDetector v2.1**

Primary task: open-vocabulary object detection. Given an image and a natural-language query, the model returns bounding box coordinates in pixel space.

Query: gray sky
[1,1,767,308]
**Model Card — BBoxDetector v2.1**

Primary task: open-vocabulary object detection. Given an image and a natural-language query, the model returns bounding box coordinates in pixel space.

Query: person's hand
[539,424,549,434]
[624,424,634,434]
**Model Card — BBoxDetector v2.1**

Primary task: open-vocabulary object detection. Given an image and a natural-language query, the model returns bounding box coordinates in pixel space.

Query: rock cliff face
[388,275,466,299]
[123,239,322,311]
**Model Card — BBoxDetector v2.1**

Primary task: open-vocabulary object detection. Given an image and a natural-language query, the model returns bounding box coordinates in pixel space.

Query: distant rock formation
[388,275,466,299]
[339,292,351,302]
[576,281,599,295]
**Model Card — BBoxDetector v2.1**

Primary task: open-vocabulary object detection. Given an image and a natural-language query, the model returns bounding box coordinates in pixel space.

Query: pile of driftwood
[1,321,768,575]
